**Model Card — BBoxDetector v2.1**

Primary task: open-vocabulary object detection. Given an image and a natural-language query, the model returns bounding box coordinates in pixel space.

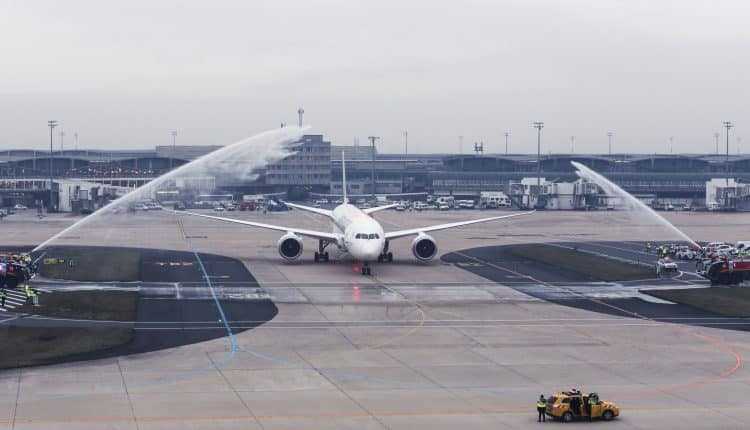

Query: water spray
[571,161,700,249]
[34,125,309,252]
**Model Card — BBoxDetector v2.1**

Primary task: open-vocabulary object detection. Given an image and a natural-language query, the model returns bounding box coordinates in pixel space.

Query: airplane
[174,154,534,275]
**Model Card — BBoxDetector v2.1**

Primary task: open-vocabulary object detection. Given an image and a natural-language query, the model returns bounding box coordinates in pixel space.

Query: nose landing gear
[361,262,372,276]
[376,240,393,263]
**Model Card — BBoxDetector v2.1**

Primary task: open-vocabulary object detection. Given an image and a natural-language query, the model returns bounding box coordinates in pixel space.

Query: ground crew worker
[584,395,592,421]
[0,289,6,308]
[646,242,652,253]
[24,284,33,304]
[537,394,546,422]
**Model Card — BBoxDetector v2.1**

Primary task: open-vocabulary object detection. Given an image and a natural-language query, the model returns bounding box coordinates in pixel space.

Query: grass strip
[507,243,654,282]
[646,287,750,317]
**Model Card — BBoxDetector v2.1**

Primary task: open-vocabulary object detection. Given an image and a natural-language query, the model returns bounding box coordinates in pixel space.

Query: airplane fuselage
[331,203,386,262]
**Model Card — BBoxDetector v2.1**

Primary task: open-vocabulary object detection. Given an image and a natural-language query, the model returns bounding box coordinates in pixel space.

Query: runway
[2,210,750,429]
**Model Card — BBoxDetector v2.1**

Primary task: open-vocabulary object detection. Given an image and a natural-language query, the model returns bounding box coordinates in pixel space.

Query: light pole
[170,130,177,171]
[368,136,379,198]
[533,121,544,192]
[723,121,733,187]
[570,136,575,154]
[504,131,510,155]
[72,132,78,171]
[669,136,674,154]
[607,131,613,156]
[47,120,58,212]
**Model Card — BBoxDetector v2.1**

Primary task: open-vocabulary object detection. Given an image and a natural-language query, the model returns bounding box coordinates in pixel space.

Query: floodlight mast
[368,136,379,199]
[723,121,733,187]
[170,130,178,170]
[47,120,58,212]
[533,121,544,191]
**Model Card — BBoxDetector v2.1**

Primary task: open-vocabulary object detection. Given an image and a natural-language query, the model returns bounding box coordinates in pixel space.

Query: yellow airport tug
[546,390,620,422]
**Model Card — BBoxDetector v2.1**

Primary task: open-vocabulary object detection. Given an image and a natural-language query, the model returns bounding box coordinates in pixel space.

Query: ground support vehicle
[656,258,679,277]
[702,257,750,285]
[546,391,620,422]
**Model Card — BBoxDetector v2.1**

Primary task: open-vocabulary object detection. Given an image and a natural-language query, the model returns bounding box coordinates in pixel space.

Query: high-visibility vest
[537,401,546,408]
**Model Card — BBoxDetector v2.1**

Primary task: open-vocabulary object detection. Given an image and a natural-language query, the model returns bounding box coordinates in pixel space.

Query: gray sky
[1,0,748,154]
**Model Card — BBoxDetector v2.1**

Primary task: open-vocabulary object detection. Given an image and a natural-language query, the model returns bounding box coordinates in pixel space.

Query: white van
[479,192,511,208]
[435,196,455,208]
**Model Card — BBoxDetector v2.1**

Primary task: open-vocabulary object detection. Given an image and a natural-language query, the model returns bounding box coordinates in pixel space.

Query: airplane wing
[384,211,535,240]
[283,202,334,219]
[363,203,398,215]
[174,210,339,241]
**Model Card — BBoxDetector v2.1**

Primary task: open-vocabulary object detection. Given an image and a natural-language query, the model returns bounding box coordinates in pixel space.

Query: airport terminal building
[1,134,749,210]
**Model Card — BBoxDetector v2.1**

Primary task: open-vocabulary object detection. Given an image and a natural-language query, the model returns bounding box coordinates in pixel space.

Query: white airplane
[176,154,534,275]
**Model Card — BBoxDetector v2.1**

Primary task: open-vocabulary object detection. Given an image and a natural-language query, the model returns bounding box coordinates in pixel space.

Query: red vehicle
[702,257,750,285]
[0,260,29,288]
[239,201,256,211]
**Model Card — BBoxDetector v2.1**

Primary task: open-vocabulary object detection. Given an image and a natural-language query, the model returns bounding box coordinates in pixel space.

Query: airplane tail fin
[342,151,348,204]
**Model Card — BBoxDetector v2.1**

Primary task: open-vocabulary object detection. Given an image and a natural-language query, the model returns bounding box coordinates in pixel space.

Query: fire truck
[0,255,32,289]
[699,257,750,285]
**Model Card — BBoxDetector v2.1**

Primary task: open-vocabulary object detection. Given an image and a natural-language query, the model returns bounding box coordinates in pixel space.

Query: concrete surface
[1,209,750,429]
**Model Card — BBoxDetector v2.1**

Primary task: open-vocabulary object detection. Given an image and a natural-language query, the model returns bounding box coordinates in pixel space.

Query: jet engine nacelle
[277,233,303,260]
[411,233,438,261]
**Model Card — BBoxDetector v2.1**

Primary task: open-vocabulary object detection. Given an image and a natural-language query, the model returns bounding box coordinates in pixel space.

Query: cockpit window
[355,233,380,240]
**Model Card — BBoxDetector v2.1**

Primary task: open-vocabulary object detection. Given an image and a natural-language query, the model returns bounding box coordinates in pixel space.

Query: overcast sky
[1,0,748,154]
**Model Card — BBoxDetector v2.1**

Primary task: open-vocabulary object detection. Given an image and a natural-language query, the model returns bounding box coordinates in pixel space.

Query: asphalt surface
[1,245,278,362]
[443,241,750,331]
[4,211,750,429]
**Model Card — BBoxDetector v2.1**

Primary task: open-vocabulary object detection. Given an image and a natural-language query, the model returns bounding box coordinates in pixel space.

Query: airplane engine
[277,233,303,260]
[411,233,438,261]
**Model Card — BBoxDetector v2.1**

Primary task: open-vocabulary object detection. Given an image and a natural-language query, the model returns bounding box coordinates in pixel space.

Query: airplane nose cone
[364,248,380,261]
[362,242,383,261]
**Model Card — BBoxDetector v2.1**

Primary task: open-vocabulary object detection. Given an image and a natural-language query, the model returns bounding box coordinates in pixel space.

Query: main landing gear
[377,240,393,263]
[377,252,393,263]
[314,240,331,263]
